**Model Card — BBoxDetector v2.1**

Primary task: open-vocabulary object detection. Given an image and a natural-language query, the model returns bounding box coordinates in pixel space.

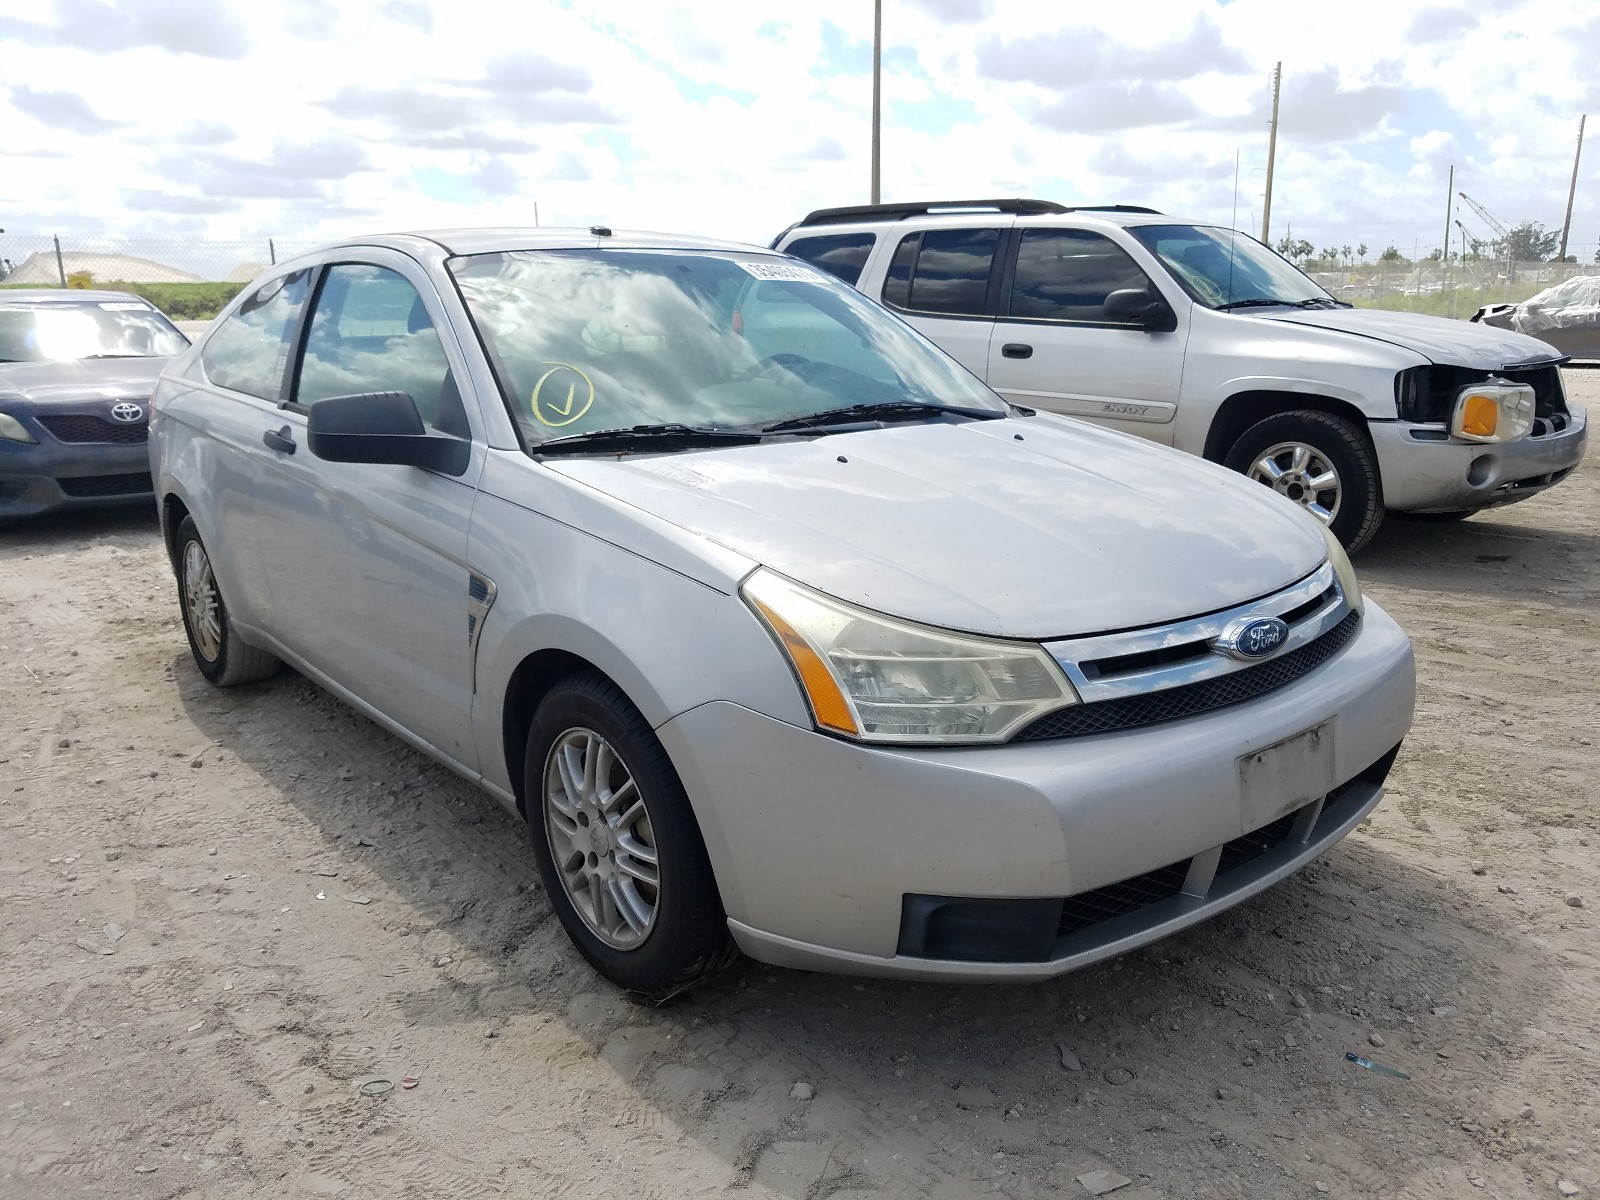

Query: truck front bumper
[1371,402,1587,512]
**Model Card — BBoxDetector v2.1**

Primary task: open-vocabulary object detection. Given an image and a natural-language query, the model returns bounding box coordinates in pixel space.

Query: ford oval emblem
[1215,615,1289,662]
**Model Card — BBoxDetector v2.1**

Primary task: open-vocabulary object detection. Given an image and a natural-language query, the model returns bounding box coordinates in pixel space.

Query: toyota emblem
[110,402,145,423]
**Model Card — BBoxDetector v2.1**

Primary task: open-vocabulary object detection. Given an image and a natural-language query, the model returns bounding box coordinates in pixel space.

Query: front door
[986,228,1188,443]
[252,256,486,768]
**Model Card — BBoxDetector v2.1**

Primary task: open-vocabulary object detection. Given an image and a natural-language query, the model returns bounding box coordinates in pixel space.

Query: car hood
[549,417,1328,639]
[1258,307,1561,370]
[0,357,168,405]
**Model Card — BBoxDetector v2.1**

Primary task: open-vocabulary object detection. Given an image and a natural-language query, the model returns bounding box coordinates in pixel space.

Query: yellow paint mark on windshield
[531,362,595,427]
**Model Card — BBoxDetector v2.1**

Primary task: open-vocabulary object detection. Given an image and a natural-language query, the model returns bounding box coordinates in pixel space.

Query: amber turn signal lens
[1459,393,1499,438]
[746,596,860,735]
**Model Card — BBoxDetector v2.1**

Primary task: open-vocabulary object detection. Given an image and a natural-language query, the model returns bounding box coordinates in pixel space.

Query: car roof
[333,227,779,258]
[783,199,1187,238]
[0,288,154,304]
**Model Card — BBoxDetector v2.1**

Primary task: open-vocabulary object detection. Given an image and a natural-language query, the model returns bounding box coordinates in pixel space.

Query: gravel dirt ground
[2,371,1596,1200]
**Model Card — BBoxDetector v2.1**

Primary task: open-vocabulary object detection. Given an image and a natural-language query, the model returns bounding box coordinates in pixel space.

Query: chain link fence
[1307,249,1599,318]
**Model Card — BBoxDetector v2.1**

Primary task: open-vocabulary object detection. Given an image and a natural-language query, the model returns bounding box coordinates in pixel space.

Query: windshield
[1129,225,1337,310]
[447,249,1004,446]
[0,300,188,362]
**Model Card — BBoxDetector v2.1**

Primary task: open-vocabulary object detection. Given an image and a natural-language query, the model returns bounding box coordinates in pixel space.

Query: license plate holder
[1238,721,1336,832]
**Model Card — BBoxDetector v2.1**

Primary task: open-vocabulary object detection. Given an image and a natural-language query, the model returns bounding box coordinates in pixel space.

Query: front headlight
[1451,381,1535,443]
[0,412,37,443]
[742,568,1079,744]
[1320,525,1364,617]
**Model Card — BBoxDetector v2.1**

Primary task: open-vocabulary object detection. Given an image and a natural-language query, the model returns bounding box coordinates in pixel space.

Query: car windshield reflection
[446,249,1005,447]
[1129,225,1341,311]
[0,301,188,363]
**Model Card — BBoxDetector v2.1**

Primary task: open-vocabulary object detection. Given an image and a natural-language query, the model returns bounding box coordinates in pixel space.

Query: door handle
[1001,343,1033,359]
[262,425,296,455]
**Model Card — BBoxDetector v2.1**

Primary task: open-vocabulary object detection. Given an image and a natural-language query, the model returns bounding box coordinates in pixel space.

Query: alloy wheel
[1248,441,1342,524]
[543,727,660,949]
[182,540,223,662]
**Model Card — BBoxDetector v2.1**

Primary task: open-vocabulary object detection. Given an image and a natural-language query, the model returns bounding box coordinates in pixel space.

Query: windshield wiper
[534,423,764,458]
[1216,298,1292,311]
[761,401,1004,434]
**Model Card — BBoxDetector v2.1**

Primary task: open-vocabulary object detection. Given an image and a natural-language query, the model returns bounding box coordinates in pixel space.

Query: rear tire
[1225,410,1385,552]
[174,516,281,686]
[524,670,736,996]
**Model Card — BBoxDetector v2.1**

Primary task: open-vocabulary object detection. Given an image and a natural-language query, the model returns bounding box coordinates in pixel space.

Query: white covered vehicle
[775,199,1588,550]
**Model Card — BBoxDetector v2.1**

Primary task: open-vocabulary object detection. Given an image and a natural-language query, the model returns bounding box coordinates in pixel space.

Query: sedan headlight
[0,412,36,443]
[1451,381,1535,443]
[742,568,1079,744]
[1321,525,1364,617]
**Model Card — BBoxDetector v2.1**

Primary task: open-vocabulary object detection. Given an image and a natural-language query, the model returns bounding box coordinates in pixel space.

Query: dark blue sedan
[0,289,189,518]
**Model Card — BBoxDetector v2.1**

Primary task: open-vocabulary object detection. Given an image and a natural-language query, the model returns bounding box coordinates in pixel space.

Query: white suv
[774,199,1588,550]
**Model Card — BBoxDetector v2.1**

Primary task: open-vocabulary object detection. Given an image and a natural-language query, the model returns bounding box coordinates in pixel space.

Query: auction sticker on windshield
[738,261,825,282]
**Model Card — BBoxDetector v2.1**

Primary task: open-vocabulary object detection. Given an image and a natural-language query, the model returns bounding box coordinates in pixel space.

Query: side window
[1010,229,1154,324]
[201,269,312,400]
[294,264,469,438]
[881,228,999,317]
[785,233,876,286]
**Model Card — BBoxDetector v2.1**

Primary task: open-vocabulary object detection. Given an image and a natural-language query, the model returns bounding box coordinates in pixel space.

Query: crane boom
[1456,192,1510,239]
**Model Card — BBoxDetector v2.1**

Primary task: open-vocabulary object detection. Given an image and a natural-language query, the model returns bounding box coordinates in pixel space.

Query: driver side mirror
[306,391,470,477]
[1104,288,1177,333]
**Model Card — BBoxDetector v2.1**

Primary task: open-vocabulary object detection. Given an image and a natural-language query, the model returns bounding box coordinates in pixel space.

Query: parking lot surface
[2,371,1596,1199]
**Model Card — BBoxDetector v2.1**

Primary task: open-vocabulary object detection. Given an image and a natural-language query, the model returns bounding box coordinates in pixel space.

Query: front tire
[175,516,281,686]
[1225,410,1385,552]
[524,670,735,995]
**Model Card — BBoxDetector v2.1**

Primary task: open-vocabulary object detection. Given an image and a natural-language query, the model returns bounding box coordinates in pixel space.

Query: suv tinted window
[294,264,468,437]
[1010,229,1152,323]
[882,229,999,317]
[201,269,312,400]
[786,233,876,286]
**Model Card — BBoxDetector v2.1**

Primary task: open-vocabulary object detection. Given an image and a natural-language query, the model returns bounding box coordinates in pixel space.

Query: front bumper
[1371,402,1587,512]
[0,437,154,518]
[658,601,1415,981]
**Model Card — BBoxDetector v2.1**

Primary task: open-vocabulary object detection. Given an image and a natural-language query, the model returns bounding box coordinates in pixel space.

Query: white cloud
[0,0,1593,262]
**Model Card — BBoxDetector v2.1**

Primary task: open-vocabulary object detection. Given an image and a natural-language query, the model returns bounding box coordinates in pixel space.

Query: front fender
[467,489,813,799]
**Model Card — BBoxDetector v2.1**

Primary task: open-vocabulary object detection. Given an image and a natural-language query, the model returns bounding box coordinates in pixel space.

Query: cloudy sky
[1,0,1596,259]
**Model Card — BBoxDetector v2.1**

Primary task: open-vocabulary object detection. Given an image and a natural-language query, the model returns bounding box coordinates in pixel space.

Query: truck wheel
[1225,411,1385,552]
[175,516,281,686]
[524,670,737,997]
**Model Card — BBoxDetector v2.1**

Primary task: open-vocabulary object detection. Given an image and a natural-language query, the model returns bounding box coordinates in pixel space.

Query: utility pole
[1261,62,1281,244]
[1442,165,1453,262]
[870,0,882,204]
[1231,149,1240,231]
[1558,114,1586,262]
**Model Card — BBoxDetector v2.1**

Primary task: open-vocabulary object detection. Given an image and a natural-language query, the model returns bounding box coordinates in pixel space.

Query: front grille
[1216,811,1300,875]
[36,414,148,444]
[57,471,153,498]
[1016,611,1361,741]
[1057,861,1190,935]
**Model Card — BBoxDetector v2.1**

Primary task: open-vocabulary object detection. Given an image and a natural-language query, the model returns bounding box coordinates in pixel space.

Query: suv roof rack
[795,199,1162,226]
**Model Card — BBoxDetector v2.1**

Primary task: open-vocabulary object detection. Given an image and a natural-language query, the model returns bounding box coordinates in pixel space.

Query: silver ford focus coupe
[149,228,1415,994]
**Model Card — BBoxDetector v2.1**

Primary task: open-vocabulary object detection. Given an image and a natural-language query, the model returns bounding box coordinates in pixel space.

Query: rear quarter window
[200,269,312,401]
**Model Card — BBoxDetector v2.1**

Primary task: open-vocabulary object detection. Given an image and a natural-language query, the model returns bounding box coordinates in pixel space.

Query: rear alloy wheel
[174,516,281,686]
[1225,411,1385,552]
[524,671,735,995]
